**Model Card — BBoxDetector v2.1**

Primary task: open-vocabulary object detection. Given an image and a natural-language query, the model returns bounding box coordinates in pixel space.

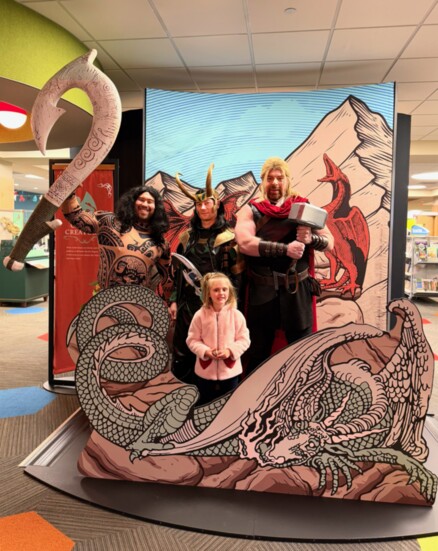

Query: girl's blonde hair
[201,272,237,308]
[258,157,296,200]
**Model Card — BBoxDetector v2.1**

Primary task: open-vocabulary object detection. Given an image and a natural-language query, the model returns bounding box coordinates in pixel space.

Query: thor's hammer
[285,203,328,293]
[288,202,327,230]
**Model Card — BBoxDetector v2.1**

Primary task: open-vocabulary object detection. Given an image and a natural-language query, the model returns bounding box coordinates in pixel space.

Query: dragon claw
[404,458,438,502]
[311,452,362,495]
[129,449,143,462]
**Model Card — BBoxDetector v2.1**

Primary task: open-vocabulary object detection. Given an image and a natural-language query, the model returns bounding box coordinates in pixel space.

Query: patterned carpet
[1,298,438,550]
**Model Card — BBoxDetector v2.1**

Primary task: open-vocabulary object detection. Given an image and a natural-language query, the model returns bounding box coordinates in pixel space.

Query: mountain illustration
[146,95,393,329]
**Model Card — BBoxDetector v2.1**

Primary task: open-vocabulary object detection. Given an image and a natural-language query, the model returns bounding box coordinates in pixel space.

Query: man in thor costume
[235,157,334,375]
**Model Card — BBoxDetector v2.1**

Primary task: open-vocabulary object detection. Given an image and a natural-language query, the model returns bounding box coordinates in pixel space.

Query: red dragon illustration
[318,153,370,299]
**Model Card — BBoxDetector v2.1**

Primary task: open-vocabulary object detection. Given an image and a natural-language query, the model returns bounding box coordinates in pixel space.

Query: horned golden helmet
[175,163,219,204]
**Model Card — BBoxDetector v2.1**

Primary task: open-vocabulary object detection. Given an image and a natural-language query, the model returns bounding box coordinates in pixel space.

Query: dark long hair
[116,185,169,245]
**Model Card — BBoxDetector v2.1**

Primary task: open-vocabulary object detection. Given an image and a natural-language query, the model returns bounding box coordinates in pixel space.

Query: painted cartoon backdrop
[74,81,437,507]
[144,84,395,330]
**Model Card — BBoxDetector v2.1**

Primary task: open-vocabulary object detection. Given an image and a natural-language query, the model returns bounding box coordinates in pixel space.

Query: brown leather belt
[248,267,309,287]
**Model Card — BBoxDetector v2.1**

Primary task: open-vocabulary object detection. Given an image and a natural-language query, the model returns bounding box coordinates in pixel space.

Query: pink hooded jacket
[186,305,250,381]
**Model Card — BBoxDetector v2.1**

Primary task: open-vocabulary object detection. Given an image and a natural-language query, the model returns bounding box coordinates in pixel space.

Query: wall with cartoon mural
[145,86,393,331]
[76,286,437,506]
[73,83,438,507]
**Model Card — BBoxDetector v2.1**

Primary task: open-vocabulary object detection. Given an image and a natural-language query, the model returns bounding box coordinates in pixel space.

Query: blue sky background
[145,83,395,187]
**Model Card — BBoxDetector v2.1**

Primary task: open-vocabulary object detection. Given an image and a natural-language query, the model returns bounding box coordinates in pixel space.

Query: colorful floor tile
[0,511,74,551]
[6,306,45,315]
[0,387,56,419]
[418,535,438,551]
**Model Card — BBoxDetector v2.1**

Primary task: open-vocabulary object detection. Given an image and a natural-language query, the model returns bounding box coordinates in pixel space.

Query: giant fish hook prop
[3,49,121,271]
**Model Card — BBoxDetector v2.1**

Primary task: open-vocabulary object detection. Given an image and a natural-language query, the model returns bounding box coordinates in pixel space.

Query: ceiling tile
[118,91,145,110]
[173,35,251,66]
[320,60,393,85]
[327,27,415,61]
[425,4,438,23]
[59,0,166,40]
[247,0,338,33]
[203,88,256,94]
[190,66,255,89]
[256,63,321,87]
[125,68,195,90]
[420,128,438,139]
[429,88,438,99]
[253,31,330,64]
[397,100,423,114]
[101,39,184,68]
[386,58,438,82]
[104,70,140,92]
[412,100,438,115]
[153,0,247,36]
[396,82,438,100]
[336,0,434,27]
[411,113,438,125]
[259,86,315,93]
[82,41,120,71]
[402,25,438,58]
[21,1,93,41]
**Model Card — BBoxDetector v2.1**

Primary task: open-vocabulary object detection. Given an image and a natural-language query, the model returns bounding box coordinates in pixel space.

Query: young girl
[186,272,250,405]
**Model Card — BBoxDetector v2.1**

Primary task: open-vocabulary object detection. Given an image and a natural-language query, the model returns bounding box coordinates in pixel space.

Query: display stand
[23,409,438,541]
[47,160,118,390]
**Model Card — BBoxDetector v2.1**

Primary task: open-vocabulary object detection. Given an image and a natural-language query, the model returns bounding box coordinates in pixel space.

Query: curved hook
[3,49,121,271]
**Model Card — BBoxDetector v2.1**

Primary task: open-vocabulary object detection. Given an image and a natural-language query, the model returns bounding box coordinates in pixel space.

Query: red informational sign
[52,165,115,375]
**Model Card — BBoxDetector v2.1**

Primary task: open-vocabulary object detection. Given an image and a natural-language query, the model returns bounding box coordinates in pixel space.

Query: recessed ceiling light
[25,174,44,179]
[0,101,27,129]
[284,7,297,14]
[408,185,427,189]
[33,187,39,190]
[411,172,438,181]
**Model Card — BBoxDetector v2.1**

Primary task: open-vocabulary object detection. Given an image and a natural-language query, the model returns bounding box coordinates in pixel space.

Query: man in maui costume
[62,185,188,408]
[235,157,334,375]
[169,164,242,384]
[61,185,172,299]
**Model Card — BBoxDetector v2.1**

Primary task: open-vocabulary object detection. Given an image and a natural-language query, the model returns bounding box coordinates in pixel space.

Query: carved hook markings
[3,49,121,271]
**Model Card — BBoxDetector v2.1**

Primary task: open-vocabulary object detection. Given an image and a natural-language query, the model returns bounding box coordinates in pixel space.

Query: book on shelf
[427,246,438,259]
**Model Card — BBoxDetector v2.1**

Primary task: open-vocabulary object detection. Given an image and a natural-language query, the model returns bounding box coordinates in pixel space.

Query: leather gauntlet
[311,234,329,251]
[259,240,288,257]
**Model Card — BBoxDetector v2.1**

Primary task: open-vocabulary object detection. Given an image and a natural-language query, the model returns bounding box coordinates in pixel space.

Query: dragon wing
[330,206,370,264]
[221,190,248,227]
[378,298,434,462]
[163,199,192,253]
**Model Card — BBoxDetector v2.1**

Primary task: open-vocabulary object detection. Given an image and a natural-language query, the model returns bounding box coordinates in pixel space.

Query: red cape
[249,195,318,333]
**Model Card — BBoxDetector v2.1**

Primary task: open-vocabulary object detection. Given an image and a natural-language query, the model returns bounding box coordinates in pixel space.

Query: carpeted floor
[1,297,438,550]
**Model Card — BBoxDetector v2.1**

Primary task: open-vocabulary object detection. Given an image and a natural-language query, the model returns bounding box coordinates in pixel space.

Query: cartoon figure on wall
[318,153,370,300]
[76,285,437,506]
[145,86,393,331]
